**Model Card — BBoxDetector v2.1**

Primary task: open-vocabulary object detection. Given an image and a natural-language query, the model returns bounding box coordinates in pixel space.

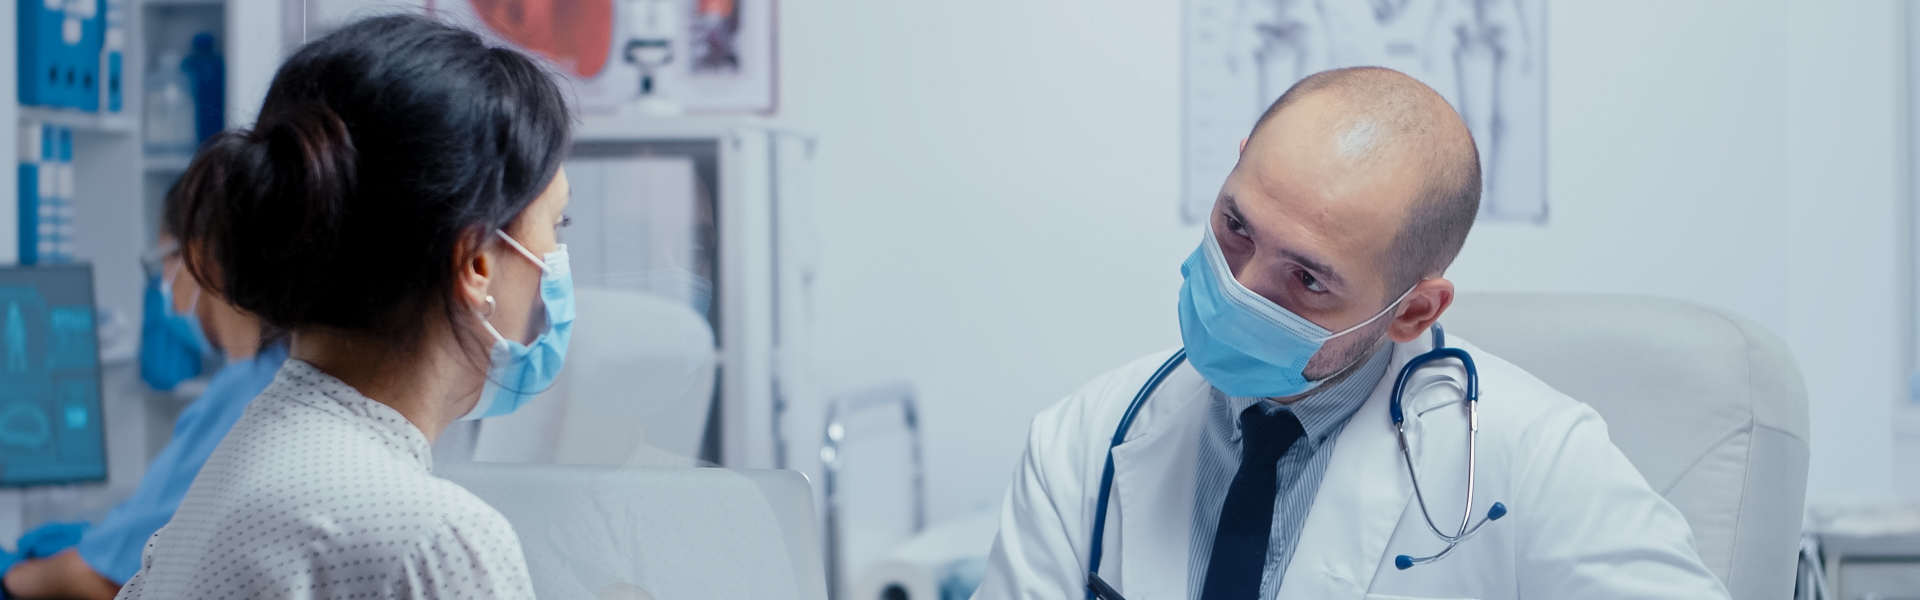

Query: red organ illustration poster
[425,0,775,114]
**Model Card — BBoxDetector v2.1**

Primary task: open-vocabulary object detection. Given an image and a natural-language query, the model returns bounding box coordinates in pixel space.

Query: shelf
[142,0,224,6]
[18,105,137,135]
[574,114,772,143]
[144,154,193,173]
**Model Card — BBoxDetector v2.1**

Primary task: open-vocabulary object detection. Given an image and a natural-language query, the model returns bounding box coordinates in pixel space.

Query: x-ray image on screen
[0,265,104,486]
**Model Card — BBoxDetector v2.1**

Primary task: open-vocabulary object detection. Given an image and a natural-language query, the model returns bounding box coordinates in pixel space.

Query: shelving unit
[17,106,136,134]
[0,0,814,540]
[0,0,283,539]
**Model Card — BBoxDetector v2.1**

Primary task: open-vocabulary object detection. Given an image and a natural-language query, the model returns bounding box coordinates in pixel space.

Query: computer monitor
[0,264,104,486]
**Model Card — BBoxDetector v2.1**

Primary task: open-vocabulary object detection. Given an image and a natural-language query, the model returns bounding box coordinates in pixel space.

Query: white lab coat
[973,334,1730,600]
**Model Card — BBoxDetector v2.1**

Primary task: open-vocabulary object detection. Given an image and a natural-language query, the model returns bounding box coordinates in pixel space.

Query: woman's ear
[453,230,495,314]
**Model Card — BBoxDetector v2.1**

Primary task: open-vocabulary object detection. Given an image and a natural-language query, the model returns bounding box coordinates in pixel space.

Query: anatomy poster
[1183,0,1546,223]
[293,0,775,114]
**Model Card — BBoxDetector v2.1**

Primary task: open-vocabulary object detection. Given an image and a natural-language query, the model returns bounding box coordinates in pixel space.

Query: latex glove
[15,522,87,560]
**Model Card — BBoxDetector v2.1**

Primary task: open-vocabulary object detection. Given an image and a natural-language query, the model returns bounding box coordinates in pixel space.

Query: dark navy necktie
[1199,404,1307,600]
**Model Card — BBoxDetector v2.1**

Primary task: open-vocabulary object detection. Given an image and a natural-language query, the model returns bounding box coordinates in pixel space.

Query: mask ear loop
[475,295,508,344]
[1312,283,1422,343]
[184,285,202,318]
[494,230,550,273]
[464,292,529,421]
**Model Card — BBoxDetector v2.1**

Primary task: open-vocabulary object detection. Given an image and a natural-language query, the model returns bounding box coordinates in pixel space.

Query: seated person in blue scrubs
[0,187,288,599]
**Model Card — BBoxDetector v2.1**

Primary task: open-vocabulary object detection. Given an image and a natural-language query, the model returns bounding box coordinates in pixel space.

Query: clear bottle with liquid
[143,51,196,155]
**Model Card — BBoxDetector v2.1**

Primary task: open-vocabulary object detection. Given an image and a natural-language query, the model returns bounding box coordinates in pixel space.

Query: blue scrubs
[73,345,288,583]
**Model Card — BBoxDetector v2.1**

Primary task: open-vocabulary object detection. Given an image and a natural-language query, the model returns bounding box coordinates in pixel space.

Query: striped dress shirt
[1186,342,1393,599]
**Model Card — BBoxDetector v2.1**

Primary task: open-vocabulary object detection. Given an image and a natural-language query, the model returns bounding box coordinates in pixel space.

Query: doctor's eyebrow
[1221,195,1347,290]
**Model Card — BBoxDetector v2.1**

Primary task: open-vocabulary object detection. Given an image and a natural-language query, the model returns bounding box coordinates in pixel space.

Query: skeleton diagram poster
[1183,0,1546,223]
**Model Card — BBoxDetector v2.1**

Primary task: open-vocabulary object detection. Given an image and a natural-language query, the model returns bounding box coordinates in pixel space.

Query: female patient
[116,15,573,598]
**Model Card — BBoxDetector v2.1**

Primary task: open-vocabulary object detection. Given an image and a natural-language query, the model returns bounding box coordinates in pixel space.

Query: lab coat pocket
[1364,595,1478,600]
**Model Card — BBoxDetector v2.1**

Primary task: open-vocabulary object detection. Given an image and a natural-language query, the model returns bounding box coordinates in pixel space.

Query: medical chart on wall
[1183,0,1547,224]
[288,0,776,114]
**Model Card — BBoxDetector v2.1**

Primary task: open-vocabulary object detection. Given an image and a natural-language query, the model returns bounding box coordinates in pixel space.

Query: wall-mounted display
[1182,0,1546,223]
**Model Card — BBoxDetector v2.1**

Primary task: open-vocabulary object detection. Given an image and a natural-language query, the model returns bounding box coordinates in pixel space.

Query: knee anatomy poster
[1183,0,1547,223]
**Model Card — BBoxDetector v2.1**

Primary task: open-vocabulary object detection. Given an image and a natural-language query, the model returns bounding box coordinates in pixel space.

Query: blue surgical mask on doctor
[461,230,575,420]
[1178,225,1413,398]
[139,245,214,390]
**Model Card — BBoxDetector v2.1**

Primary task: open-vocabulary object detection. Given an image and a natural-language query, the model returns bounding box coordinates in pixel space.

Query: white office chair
[439,463,830,600]
[1443,293,1810,600]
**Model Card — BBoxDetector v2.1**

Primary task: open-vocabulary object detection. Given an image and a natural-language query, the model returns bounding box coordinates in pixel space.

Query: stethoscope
[1084,325,1507,600]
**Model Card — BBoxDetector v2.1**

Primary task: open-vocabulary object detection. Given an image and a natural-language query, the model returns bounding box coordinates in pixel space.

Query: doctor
[973,67,1728,600]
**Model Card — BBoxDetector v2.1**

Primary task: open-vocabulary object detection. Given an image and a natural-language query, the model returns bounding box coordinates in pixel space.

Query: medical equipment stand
[820,383,926,600]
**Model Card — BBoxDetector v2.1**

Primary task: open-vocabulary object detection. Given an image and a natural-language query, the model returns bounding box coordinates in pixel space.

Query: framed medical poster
[286,0,777,115]
[1182,0,1547,224]
[434,0,776,115]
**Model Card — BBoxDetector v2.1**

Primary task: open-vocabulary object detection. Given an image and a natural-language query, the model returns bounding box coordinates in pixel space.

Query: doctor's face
[1213,94,1426,382]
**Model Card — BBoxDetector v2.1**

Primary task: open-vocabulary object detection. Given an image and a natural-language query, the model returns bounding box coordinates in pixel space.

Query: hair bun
[259,103,358,247]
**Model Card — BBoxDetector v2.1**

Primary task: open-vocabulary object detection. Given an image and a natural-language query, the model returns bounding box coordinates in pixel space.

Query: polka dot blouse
[115,359,535,599]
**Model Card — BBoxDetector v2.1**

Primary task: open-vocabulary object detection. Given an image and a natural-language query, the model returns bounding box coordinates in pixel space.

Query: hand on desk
[1,522,117,600]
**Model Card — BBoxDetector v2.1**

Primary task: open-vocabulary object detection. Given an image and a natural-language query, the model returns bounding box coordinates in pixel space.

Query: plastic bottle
[181,32,225,144]
[142,51,194,155]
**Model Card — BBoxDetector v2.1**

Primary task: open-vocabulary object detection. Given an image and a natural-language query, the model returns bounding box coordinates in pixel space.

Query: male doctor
[972,67,1728,600]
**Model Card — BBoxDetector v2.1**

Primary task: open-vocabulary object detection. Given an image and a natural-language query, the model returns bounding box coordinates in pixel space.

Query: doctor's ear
[1387,278,1454,344]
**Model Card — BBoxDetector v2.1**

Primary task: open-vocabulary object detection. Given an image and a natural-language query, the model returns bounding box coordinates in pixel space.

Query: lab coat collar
[1106,336,1444,600]
[1274,333,1437,600]
[1107,360,1211,600]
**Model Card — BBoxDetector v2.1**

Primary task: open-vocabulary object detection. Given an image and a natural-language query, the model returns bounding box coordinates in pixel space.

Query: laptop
[439,463,829,600]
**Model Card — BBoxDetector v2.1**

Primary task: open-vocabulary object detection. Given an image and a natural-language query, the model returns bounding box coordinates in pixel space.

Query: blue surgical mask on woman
[1177,226,1413,398]
[460,230,575,420]
[139,247,213,391]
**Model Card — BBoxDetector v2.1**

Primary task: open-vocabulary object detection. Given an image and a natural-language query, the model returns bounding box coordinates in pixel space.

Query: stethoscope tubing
[1087,325,1502,599]
[1085,348,1188,600]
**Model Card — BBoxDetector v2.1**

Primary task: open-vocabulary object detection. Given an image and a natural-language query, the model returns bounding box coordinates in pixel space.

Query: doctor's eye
[1299,270,1327,293]
[1223,213,1249,238]
[557,215,572,229]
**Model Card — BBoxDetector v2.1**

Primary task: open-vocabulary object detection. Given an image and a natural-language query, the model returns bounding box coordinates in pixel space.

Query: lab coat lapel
[1109,364,1210,600]
[1276,338,1429,600]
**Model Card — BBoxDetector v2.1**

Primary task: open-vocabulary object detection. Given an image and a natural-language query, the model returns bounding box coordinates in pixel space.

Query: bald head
[1252,67,1481,290]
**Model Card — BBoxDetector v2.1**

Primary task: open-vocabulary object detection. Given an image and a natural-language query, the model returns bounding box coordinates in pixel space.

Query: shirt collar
[275,359,436,470]
[1219,341,1394,446]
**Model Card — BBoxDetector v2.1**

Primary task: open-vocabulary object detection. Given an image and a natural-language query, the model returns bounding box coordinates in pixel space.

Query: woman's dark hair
[177,15,571,350]
[159,179,188,240]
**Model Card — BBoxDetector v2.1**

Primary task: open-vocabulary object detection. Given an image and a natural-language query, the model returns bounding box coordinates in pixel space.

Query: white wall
[1449,1,1903,504]
[778,0,1905,526]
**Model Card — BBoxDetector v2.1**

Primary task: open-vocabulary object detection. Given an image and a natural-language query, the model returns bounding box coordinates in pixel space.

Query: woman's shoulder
[125,475,531,599]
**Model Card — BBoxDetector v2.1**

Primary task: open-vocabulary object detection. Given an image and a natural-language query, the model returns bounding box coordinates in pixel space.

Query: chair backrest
[439,463,830,600]
[471,287,717,466]
[1442,293,1809,600]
